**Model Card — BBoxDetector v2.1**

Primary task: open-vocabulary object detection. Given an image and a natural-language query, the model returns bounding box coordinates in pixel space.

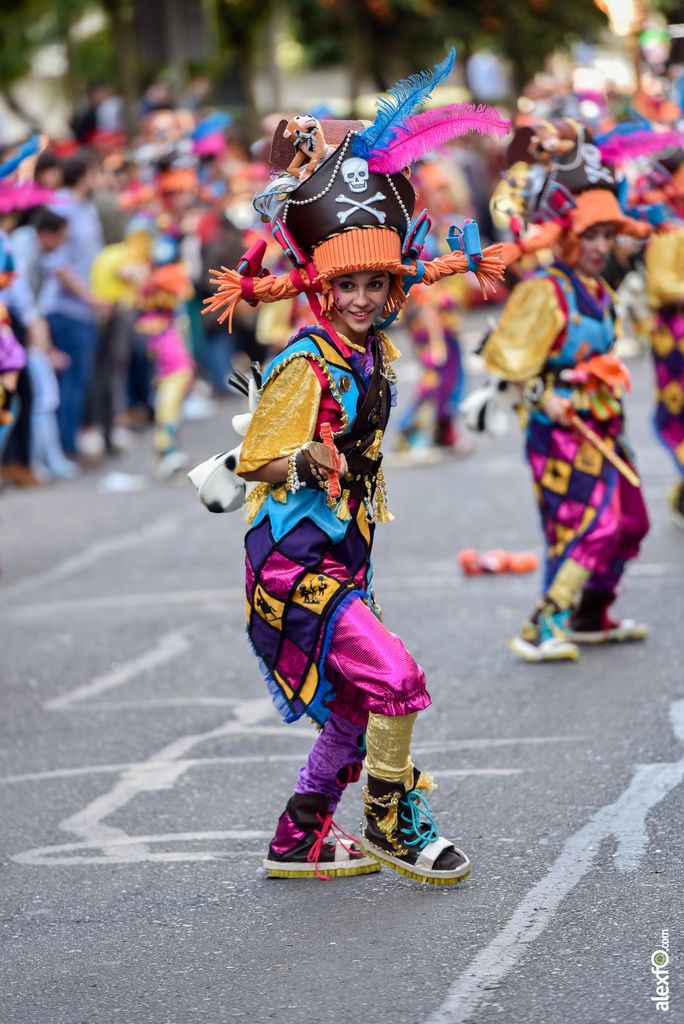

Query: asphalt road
[1,321,682,1024]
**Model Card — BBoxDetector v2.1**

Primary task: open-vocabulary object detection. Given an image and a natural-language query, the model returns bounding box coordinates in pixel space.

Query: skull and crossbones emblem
[580,144,614,185]
[335,191,387,224]
[340,157,369,193]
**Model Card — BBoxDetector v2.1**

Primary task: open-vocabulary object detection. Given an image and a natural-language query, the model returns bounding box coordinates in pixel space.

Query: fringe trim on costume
[374,467,394,522]
[363,785,401,843]
[312,227,410,281]
[245,482,272,524]
[335,489,352,520]
[415,770,437,793]
[379,331,401,362]
[271,483,288,503]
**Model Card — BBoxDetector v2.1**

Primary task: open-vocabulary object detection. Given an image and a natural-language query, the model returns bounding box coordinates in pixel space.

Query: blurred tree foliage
[284,0,608,94]
[0,0,115,117]
[215,0,274,114]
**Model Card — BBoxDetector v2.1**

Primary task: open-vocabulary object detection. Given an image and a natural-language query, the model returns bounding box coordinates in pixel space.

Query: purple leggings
[295,711,364,810]
[293,596,430,810]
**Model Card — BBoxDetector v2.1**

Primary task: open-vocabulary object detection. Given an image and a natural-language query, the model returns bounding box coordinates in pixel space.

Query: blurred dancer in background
[396,159,472,456]
[482,120,650,662]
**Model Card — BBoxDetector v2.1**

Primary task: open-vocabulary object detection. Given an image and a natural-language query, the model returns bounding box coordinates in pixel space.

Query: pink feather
[366,103,510,175]
[597,130,684,165]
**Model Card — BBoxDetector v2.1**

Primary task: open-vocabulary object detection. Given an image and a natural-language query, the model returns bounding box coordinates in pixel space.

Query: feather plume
[597,130,684,165]
[352,48,456,161]
[595,111,650,142]
[366,103,510,176]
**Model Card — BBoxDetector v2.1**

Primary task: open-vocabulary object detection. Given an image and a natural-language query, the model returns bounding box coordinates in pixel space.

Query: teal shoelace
[399,789,440,849]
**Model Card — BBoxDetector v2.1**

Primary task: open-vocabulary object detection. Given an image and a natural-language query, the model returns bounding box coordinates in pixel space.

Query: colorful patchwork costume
[204,52,509,882]
[483,119,650,661]
[642,148,684,528]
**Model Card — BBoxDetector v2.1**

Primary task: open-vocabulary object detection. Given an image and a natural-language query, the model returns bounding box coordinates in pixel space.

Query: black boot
[567,589,648,644]
[262,792,379,879]
[569,588,612,634]
[360,768,470,885]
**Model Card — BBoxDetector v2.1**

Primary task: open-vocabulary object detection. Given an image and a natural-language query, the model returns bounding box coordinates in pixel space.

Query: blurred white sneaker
[155,450,190,480]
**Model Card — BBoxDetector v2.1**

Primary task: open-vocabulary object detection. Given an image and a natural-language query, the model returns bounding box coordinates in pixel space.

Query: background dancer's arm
[645,230,684,308]
[482,277,570,424]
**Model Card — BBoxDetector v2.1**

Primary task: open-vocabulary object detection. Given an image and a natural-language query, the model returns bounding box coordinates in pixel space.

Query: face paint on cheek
[332,283,353,314]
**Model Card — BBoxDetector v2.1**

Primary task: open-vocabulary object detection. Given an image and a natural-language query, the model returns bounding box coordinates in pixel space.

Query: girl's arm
[242,451,348,483]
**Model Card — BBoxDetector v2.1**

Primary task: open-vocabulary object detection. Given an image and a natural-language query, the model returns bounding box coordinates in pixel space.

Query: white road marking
[0,753,313,786]
[44,629,193,710]
[11,698,314,866]
[0,757,528,788]
[432,769,524,777]
[5,562,677,625]
[5,588,243,621]
[0,509,190,601]
[414,736,587,754]
[424,698,684,1024]
[13,831,271,866]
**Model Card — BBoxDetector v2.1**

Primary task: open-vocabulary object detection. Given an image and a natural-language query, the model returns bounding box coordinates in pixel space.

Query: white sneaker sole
[262,855,380,878]
[568,620,648,644]
[358,835,471,886]
[508,635,579,662]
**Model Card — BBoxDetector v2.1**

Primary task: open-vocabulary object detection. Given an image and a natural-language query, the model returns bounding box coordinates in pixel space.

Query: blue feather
[352,48,456,161]
[595,110,650,145]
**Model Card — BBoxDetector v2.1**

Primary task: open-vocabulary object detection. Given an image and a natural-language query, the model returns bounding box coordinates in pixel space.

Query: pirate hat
[205,50,510,328]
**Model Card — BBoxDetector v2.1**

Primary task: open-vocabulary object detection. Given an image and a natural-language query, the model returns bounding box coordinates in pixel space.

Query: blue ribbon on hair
[447,219,483,273]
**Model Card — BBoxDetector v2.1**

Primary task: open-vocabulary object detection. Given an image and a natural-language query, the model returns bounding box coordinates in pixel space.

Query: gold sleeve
[482,277,566,381]
[237,357,322,475]
[645,230,684,309]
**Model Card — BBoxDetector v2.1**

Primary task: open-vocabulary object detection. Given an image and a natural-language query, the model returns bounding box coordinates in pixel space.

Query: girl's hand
[335,452,348,479]
[302,445,348,479]
[542,392,572,426]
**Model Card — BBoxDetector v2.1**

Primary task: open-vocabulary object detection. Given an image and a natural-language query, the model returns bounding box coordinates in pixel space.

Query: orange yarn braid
[203,268,301,330]
[500,221,565,269]
[204,243,506,330]
[421,244,505,299]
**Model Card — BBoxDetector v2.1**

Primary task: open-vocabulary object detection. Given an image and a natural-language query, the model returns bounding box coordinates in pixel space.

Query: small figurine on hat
[283,115,335,181]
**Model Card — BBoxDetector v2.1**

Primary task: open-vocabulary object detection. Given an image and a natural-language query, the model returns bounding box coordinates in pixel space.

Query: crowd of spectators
[0,112,264,487]
[0,84,501,490]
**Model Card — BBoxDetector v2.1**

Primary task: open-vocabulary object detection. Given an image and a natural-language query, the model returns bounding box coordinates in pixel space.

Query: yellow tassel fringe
[245,482,272,524]
[416,770,437,793]
[377,801,399,839]
[374,467,394,522]
[335,488,352,520]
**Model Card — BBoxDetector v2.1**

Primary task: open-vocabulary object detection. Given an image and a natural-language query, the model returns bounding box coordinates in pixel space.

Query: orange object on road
[458,548,539,576]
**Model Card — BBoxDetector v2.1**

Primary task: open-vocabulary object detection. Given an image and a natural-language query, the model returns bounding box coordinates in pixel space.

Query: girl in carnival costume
[482,119,651,662]
[203,51,509,883]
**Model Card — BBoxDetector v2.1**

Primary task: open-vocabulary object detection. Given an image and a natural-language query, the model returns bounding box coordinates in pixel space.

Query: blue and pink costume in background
[487,264,650,601]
